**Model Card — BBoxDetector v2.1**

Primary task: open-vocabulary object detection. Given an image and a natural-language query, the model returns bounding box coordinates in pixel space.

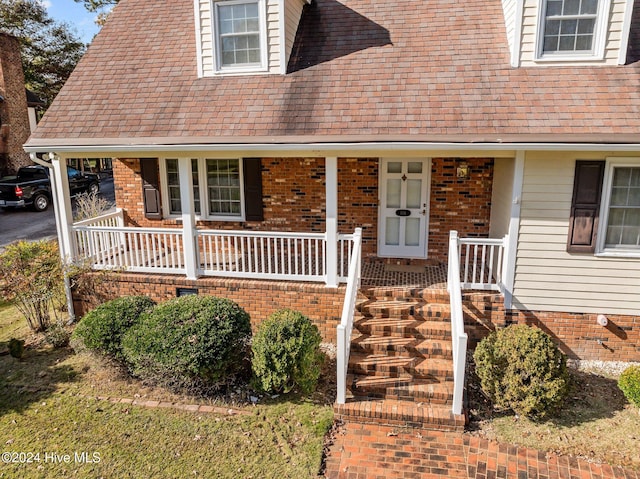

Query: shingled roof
[26,0,640,149]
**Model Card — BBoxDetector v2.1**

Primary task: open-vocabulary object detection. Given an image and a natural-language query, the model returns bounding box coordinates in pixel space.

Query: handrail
[448,230,468,416]
[72,207,123,227]
[336,227,362,405]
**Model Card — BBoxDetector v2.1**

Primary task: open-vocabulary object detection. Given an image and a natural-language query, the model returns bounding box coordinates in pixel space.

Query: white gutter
[23,141,640,154]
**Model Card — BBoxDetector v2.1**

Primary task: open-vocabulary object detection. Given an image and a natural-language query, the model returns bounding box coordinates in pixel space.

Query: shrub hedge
[251,309,323,395]
[71,296,155,360]
[618,364,640,408]
[122,295,251,390]
[473,324,569,419]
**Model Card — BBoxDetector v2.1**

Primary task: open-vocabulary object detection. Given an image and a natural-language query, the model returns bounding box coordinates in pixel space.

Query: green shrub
[45,321,70,348]
[473,324,569,419]
[251,309,323,395]
[122,295,251,391]
[618,365,640,408]
[72,296,155,360]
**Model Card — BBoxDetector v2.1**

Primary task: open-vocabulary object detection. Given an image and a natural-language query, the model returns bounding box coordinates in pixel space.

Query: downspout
[29,152,76,323]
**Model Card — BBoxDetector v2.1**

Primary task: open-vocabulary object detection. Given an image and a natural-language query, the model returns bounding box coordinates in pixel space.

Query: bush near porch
[0,300,334,478]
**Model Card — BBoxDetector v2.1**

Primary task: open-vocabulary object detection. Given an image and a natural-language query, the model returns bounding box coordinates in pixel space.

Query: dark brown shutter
[243,158,263,221]
[567,160,605,253]
[140,158,162,219]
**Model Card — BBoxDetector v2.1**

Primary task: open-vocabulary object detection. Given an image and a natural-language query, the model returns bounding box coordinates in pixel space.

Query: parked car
[0,165,100,212]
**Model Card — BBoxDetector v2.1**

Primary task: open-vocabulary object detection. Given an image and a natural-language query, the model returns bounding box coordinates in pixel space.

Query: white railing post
[325,156,339,287]
[336,227,362,405]
[178,158,199,280]
[448,230,468,416]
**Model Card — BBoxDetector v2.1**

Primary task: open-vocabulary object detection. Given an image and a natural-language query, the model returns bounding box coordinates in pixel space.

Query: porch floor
[360,261,448,289]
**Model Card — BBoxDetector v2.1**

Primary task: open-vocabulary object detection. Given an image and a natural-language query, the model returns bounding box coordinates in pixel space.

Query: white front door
[378,158,431,258]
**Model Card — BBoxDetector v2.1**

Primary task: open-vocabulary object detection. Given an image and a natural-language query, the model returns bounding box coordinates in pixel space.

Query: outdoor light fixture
[597,314,608,327]
[456,163,470,178]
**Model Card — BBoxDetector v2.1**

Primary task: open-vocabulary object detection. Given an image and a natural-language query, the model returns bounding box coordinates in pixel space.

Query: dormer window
[212,0,268,73]
[536,0,611,61]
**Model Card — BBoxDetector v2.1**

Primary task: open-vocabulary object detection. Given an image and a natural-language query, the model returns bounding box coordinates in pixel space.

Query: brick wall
[72,272,345,343]
[0,33,32,176]
[428,158,493,262]
[115,157,493,261]
[463,293,640,362]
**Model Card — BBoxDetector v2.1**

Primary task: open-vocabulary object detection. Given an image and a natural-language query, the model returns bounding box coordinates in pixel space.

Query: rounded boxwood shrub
[72,296,155,360]
[618,364,640,408]
[122,295,251,390]
[473,324,569,419]
[251,309,323,395]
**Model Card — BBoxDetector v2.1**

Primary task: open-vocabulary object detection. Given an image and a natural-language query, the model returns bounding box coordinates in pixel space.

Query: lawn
[0,301,334,478]
[467,359,640,471]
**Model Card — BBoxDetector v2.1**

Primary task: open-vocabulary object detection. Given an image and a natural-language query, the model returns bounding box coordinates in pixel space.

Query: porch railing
[336,227,362,405]
[72,213,355,284]
[447,231,468,416]
[459,236,508,291]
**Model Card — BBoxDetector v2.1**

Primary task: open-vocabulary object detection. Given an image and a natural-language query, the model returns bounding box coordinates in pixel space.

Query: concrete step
[353,316,451,339]
[348,353,454,380]
[350,334,453,359]
[349,374,454,404]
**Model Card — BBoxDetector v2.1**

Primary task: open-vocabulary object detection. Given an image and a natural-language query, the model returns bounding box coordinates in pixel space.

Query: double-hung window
[599,163,640,253]
[537,0,610,60]
[161,158,244,220]
[212,0,267,73]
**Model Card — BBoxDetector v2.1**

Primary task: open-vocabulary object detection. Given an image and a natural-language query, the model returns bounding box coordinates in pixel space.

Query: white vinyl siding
[512,154,640,315]
[284,0,305,67]
[519,0,627,65]
[490,158,515,239]
[501,0,518,58]
[196,0,280,76]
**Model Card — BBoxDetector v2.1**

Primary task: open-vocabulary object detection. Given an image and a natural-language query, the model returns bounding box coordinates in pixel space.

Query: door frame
[377,158,432,259]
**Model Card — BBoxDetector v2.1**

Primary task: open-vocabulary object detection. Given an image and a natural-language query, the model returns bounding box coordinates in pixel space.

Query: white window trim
[211,0,269,75]
[160,157,246,222]
[595,158,640,258]
[535,0,611,62]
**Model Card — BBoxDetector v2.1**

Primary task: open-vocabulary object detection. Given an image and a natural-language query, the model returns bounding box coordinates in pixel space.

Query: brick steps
[351,334,453,359]
[335,288,463,431]
[353,316,452,339]
[348,353,453,380]
[350,375,454,404]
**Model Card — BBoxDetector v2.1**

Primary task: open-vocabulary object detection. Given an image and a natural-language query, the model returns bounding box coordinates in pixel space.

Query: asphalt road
[0,177,115,250]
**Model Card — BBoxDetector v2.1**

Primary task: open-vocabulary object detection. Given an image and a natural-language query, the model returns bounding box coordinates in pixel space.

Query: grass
[468,361,640,470]
[0,302,334,478]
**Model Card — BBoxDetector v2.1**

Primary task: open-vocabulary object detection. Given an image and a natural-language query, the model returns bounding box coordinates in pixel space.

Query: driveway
[0,177,115,250]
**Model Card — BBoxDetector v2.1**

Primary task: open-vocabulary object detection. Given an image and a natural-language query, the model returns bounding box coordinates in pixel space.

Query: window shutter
[567,160,605,253]
[243,158,263,221]
[140,158,162,219]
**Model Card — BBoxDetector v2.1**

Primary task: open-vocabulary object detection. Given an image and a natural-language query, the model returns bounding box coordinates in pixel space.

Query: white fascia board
[23,141,640,156]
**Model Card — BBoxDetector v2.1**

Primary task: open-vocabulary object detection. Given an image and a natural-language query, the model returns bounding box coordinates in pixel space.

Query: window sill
[166,215,245,223]
[534,53,604,63]
[594,250,640,259]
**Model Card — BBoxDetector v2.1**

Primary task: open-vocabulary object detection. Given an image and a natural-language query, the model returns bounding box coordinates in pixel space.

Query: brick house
[24,0,640,428]
[0,33,42,176]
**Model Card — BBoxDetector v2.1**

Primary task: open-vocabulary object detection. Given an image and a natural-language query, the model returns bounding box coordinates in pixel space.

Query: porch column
[177,158,199,280]
[325,156,338,287]
[503,151,525,309]
[50,153,75,260]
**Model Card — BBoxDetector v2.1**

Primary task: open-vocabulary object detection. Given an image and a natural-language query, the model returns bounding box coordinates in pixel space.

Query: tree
[0,0,85,106]
[74,0,118,26]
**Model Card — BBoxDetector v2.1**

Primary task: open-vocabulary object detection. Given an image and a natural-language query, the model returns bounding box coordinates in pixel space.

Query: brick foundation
[72,272,345,343]
[463,293,640,362]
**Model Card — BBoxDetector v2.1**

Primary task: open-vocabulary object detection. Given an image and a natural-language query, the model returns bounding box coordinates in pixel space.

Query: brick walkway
[323,423,640,479]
